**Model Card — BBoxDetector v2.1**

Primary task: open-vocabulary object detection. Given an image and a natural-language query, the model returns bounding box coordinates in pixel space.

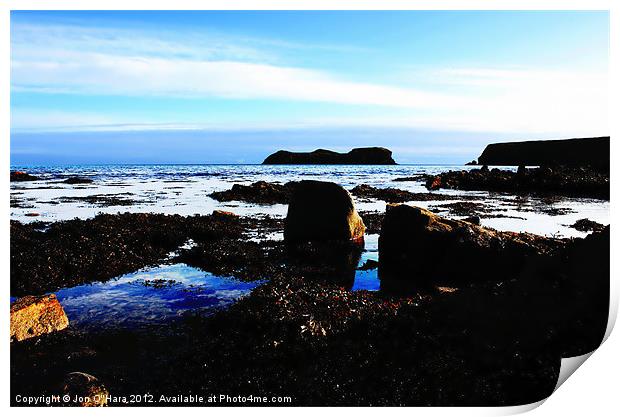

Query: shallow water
[11,164,608,238]
[46,263,262,331]
[352,234,380,291]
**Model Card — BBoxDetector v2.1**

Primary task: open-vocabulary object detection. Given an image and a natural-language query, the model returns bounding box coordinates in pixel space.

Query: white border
[2,1,617,416]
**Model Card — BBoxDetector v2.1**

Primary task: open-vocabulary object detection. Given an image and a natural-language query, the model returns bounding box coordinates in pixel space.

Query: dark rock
[209,181,294,204]
[10,294,69,342]
[11,171,40,182]
[465,160,478,166]
[285,240,363,289]
[263,147,396,165]
[55,193,139,207]
[378,204,563,291]
[432,202,488,217]
[463,216,481,225]
[358,259,379,271]
[350,184,454,203]
[425,166,609,199]
[392,175,426,182]
[284,180,365,244]
[62,372,108,407]
[567,218,606,233]
[358,211,384,234]
[63,176,93,184]
[477,136,609,172]
[212,209,239,218]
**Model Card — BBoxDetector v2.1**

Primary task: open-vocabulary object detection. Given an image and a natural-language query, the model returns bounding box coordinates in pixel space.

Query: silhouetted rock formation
[284,180,365,243]
[378,204,562,292]
[263,147,396,165]
[477,136,609,172]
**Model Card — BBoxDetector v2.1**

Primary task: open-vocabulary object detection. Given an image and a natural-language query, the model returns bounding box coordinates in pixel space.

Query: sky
[10,10,609,164]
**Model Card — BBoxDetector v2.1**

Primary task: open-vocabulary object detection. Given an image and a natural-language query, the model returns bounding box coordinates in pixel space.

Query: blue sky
[11,11,609,164]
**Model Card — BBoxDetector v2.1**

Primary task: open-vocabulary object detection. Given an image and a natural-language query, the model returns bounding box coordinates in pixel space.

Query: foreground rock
[378,205,562,290]
[263,147,396,165]
[350,184,455,203]
[476,136,609,172]
[285,180,365,243]
[426,166,609,199]
[10,171,40,182]
[10,295,69,342]
[209,181,294,204]
[62,372,108,407]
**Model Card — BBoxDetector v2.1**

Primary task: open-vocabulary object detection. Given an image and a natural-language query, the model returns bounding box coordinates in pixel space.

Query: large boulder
[284,181,365,243]
[10,294,69,342]
[378,204,562,290]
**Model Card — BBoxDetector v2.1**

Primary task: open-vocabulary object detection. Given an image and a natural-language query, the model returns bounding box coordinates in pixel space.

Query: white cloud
[11,22,608,136]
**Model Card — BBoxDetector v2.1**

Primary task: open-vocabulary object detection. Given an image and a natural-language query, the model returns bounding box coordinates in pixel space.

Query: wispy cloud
[11,21,608,136]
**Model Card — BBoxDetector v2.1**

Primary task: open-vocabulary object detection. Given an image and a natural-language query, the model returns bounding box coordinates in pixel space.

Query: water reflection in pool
[54,263,263,331]
[352,234,380,291]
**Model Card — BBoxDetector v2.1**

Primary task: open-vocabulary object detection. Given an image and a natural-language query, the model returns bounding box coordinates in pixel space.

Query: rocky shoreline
[11,179,609,406]
[426,165,609,199]
[9,149,611,408]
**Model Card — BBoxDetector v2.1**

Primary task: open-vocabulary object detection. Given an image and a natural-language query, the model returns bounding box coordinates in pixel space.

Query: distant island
[262,147,396,165]
[474,136,609,172]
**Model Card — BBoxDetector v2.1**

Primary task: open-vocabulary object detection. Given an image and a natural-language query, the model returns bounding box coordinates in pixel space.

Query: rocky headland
[475,136,609,172]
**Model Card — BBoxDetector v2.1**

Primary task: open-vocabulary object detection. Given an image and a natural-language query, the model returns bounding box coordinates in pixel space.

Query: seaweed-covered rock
[425,166,609,199]
[10,294,69,342]
[350,184,453,203]
[62,372,108,407]
[378,204,562,290]
[567,218,606,233]
[285,180,365,243]
[10,171,40,182]
[63,176,93,184]
[209,181,294,204]
[10,212,245,296]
